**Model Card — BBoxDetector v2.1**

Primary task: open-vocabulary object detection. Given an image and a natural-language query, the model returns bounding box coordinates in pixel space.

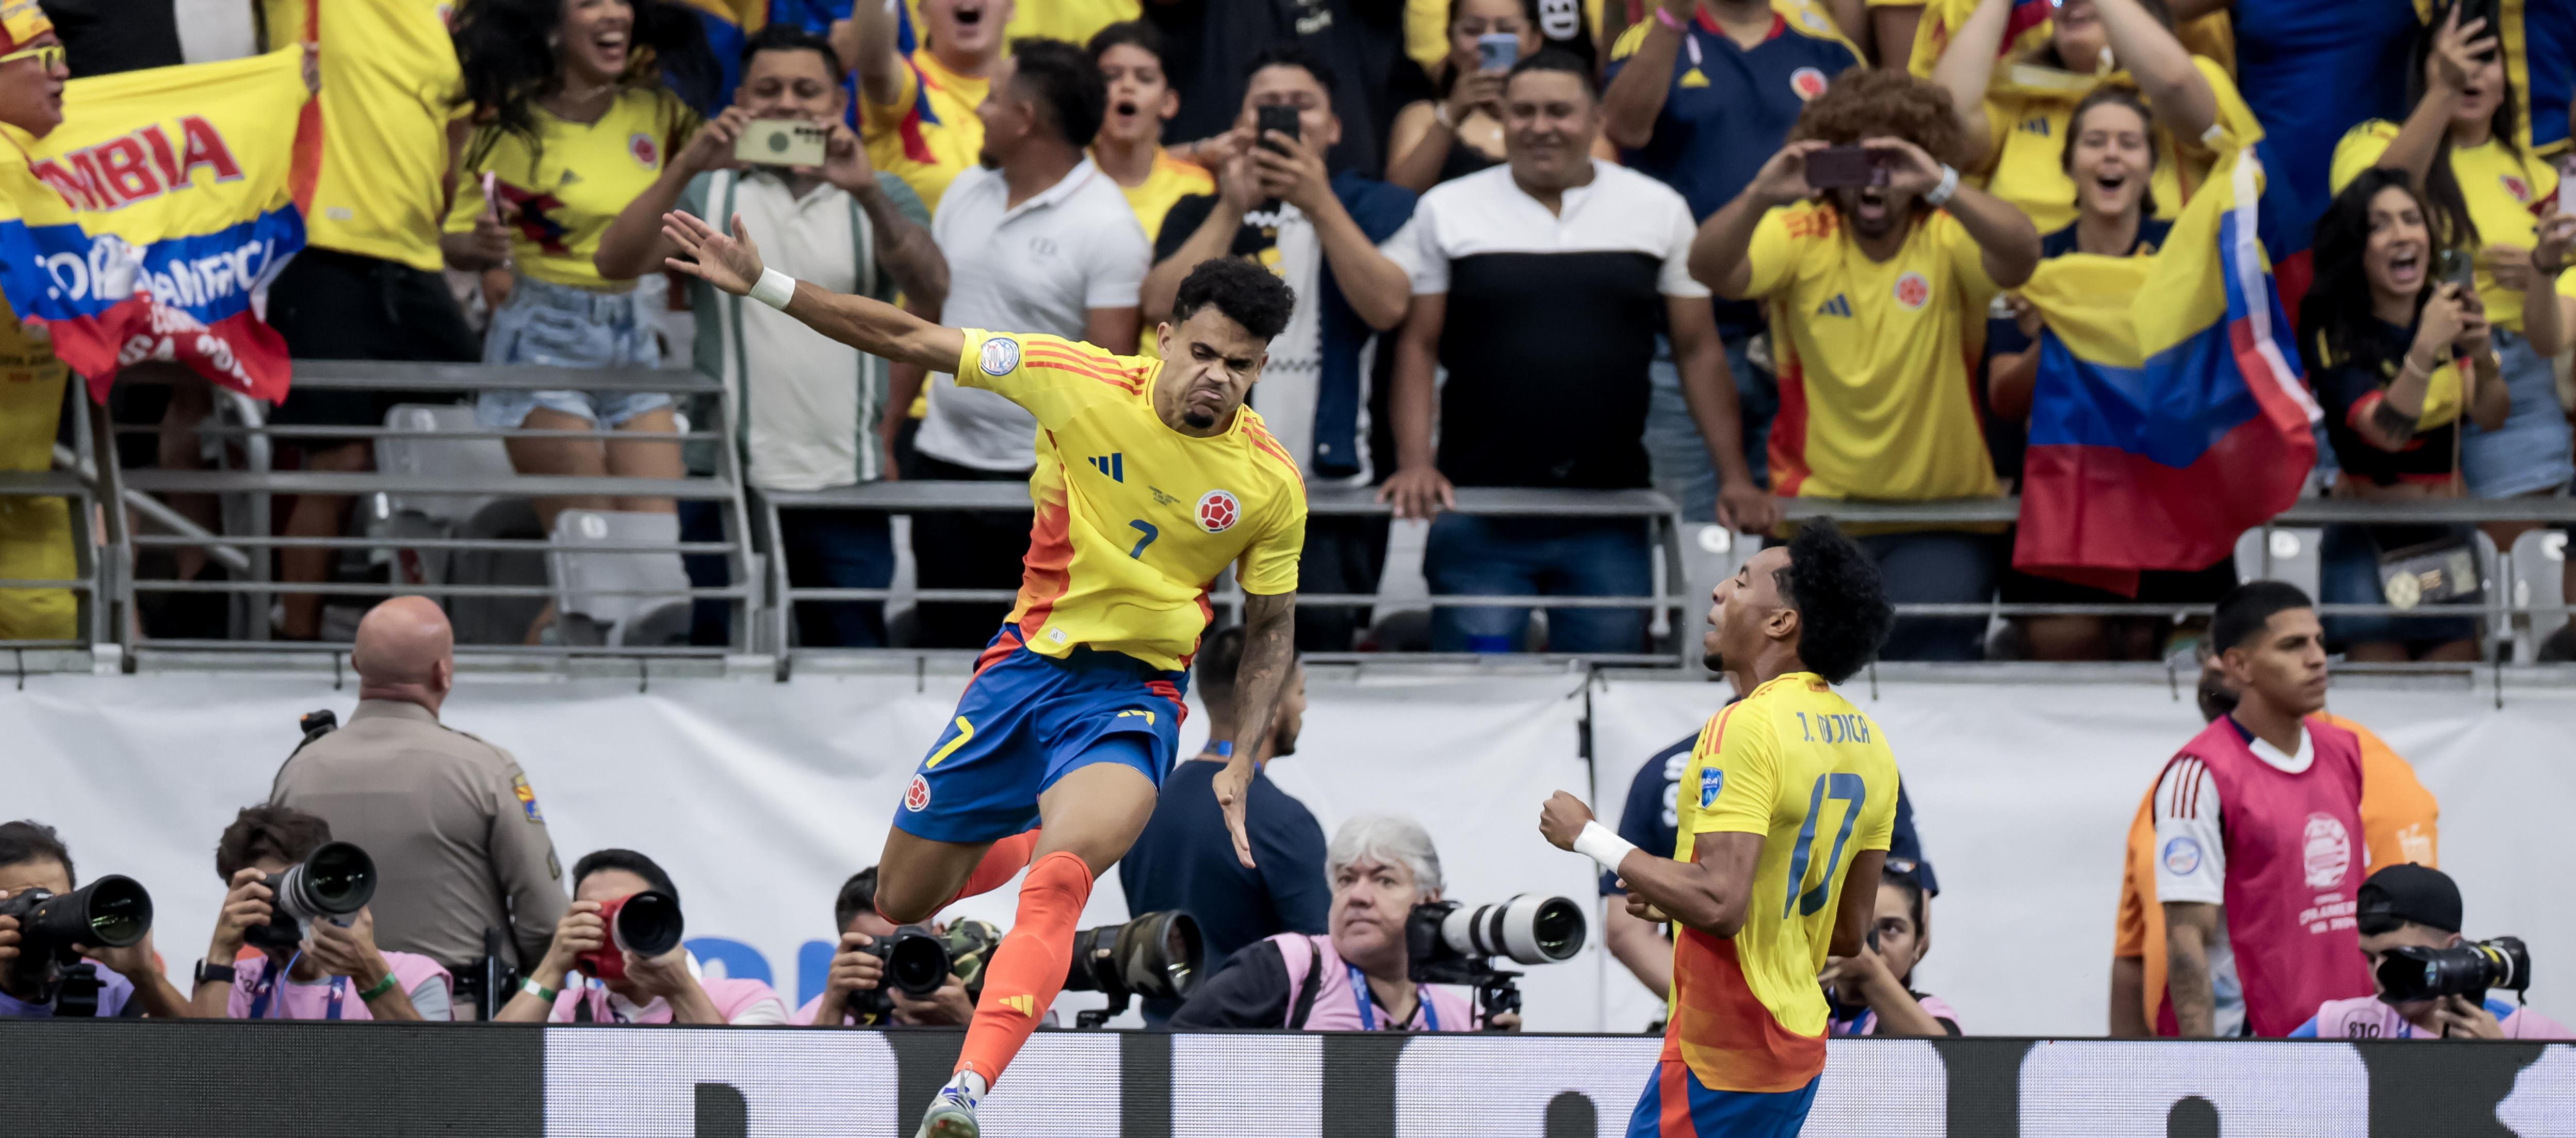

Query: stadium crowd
[0,0,2571,667]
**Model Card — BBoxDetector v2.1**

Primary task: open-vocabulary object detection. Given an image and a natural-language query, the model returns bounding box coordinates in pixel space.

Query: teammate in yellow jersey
[661,207,1303,1138]
[1542,522,1900,1138]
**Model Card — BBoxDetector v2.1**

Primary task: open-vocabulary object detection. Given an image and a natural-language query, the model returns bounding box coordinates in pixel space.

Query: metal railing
[6,358,2571,674]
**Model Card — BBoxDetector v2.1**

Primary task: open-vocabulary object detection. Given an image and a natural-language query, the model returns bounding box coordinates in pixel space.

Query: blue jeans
[1424,514,1652,654]
[1645,332,1773,522]
[2319,524,2479,651]
[475,274,671,428]
[1856,530,2000,662]
[678,503,894,647]
[2461,328,2574,499]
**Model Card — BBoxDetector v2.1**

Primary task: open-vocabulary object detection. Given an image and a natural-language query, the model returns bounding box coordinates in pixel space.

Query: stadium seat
[2233,526,2322,601]
[2509,530,2569,664]
[376,403,515,589]
[549,509,693,647]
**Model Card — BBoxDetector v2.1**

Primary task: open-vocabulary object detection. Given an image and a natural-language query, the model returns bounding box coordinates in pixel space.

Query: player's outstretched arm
[1541,792,1762,937]
[662,208,965,373]
[1214,590,1297,869]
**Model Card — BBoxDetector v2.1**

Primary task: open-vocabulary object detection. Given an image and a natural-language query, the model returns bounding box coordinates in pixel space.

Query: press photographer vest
[230,951,450,1020]
[1264,933,1475,1032]
[2154,718,2373,1036]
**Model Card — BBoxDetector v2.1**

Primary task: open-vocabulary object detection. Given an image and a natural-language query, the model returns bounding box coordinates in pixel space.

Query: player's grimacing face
[1156,308,1267,431]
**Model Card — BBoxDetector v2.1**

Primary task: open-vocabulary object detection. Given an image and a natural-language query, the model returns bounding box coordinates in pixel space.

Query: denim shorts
[2460,329,2573,499]
[475,274,671,429]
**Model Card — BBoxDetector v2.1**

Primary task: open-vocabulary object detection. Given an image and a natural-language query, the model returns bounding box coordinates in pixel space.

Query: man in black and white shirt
[1141,46,1415,651]
[894,38,1151,648]
[1379,50,1771,655]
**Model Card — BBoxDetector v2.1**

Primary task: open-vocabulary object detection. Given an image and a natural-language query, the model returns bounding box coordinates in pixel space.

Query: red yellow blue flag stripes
[2013,147,2318,595]
[0,47,315,403]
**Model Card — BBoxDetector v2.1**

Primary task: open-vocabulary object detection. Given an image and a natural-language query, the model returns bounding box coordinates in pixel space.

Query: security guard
[270,597,566,994]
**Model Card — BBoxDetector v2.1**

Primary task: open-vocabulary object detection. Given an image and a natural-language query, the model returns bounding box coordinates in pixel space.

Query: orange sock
[951,828,1041,906]
[953,849,1092,1088]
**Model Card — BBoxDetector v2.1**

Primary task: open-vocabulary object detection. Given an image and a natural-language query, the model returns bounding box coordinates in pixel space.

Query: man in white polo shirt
[897,36,1151,648]
[596,25,949,647]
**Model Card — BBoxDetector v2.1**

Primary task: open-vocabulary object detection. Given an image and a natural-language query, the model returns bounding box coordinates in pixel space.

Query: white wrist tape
[1572,820,1639,873]
[1922,163,1961,209]
[749,267,797,311]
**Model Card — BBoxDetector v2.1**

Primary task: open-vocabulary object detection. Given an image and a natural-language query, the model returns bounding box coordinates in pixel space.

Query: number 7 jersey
[953,330,1308,672]
[1667,671,1899,1093]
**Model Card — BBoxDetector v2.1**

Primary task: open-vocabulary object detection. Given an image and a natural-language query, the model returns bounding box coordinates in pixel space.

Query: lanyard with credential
[1345,963,1438,1031]
[249,966,348,1020]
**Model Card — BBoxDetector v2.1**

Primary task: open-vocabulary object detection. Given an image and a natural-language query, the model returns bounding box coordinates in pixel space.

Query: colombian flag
[2012,147,2319,595]
[0,47,313,404]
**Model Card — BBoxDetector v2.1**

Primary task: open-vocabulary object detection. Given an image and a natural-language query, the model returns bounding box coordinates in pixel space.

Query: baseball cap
[2356,864,2460,934]
[0,0,50,53]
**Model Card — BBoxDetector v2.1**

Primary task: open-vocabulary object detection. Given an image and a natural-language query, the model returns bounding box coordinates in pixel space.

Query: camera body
[850,919,1001,1023]
[2377,935,2530,1004]
[1407,895,1587,1029]
[0,875,152,1013]
[246,841,378,950]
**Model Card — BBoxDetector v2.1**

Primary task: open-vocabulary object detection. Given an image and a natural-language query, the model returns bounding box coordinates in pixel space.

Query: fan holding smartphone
[1385,0,1538,193]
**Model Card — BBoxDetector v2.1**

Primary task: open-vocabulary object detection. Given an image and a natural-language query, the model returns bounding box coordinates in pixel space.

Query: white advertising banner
[8,669,2574,1035]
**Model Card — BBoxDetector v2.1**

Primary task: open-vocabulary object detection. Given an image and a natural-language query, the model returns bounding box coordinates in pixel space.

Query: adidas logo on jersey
[1087,453,1124,481]
[997,994,1038,1017]
[1814,294,1853,318]
[2018,117,2051,137]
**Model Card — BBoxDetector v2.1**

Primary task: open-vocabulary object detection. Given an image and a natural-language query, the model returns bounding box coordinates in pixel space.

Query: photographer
[192,807,453,1021]
[2289,865,2569,1041]
[1170,815,1504,1032]
[794,868,974,1027]
[0,821,190,1018]
[496,849,786,1025]
[1819,860,1960,1036]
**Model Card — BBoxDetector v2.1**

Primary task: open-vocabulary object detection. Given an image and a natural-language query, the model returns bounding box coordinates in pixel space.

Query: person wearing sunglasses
[0,0,75,650]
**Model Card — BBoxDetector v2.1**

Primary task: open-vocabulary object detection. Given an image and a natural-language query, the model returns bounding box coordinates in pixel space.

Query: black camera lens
[884,927,952,998]
[76,876,152,949]
[1528,898,1583,957]
[2377,936,2531,1003]
[613,890,685,958]
[1064,911,1203,1001]
[300,842,375,915]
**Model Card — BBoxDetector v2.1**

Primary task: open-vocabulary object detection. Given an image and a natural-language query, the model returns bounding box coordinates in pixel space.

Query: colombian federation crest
[904,774,932,812]
[1196,489,1241,533]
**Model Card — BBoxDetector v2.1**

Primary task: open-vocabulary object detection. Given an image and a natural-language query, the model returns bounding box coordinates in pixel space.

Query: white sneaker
[915,1088,980,1138]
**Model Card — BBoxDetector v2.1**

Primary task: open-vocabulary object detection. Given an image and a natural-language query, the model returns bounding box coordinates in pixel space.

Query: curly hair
[451,0,718,150]
[1786,67,1967,168]
[1173,256,1297,341]
[1777,521,1894,685]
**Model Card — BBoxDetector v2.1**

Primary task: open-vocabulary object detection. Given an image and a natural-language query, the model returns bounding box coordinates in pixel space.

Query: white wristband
[1572,820,1640,873]
[1921,163,1961,209]
[749,267,797,311]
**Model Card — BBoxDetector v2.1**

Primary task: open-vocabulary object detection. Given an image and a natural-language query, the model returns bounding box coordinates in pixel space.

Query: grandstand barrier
[9,1019,2571,1136]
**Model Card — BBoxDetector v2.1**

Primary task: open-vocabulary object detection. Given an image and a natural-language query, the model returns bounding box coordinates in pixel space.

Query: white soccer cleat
[916,1088,980,1138]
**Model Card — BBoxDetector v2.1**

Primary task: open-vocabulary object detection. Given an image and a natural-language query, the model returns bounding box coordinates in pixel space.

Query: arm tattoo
[1229,592,1298,757]
[2366,398,2419,447]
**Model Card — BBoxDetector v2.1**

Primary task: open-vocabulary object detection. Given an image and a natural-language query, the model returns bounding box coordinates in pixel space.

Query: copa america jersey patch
[1697,766,1725,809]
[980,337,1020,377]
[2162,836,2201,875]
[904,774,932,811]
[1196,489,1240,533]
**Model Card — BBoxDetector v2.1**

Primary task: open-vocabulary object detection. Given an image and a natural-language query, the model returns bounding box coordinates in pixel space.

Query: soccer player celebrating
[660,208,1302,1138]
[1539,523,1899,1137]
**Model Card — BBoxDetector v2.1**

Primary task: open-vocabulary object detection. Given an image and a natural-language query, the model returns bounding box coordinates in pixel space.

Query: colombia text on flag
[2013,147,2319,595]
[0,47,314,403]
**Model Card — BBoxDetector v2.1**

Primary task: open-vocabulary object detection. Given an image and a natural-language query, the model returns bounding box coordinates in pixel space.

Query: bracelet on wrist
[357,970,401,1002]
[1433,102,1456,131]
[520,977,561,1003]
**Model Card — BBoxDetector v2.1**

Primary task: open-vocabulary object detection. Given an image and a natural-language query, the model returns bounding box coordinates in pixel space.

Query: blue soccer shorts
[890,627,1188,844]
[1625,1061,1819,1138]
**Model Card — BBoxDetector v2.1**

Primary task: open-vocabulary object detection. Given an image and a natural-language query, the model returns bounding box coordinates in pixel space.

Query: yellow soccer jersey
[1667,672,1898,1093]
[1980,57,2260,235]
[956,330,1308,672]
[1745,201,2002,503]
[862,48,990,216]
[445,86,698,289]
[265,0,462,272]
[2330,119,2562,331]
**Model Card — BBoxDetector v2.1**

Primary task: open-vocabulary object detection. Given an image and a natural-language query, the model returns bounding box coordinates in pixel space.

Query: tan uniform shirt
[270,700,566,970]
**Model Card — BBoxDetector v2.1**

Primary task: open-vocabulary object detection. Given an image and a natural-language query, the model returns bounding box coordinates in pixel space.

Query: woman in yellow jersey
[445,0,714,546]
[1929,0,2238,237]
[2328,5,2571,534]
[1985,85,2231,661]
[1384,0,1539,193]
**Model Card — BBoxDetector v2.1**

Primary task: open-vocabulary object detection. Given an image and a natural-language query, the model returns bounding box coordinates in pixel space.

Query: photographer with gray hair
[1169,815,1513,1031]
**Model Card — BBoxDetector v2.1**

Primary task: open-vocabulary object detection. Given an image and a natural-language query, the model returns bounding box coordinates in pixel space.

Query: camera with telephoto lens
[1063,910,1203,1027]
[2376,936,2531,1004]
[850,918,1001,1023]
[245,841,377,950]
[0,875,152,1015]
[1408,895,1587,1029]
[574,890,684,982]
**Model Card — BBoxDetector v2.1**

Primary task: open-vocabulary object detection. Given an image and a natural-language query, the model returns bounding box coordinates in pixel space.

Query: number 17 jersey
[1668,672,1899,1093]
